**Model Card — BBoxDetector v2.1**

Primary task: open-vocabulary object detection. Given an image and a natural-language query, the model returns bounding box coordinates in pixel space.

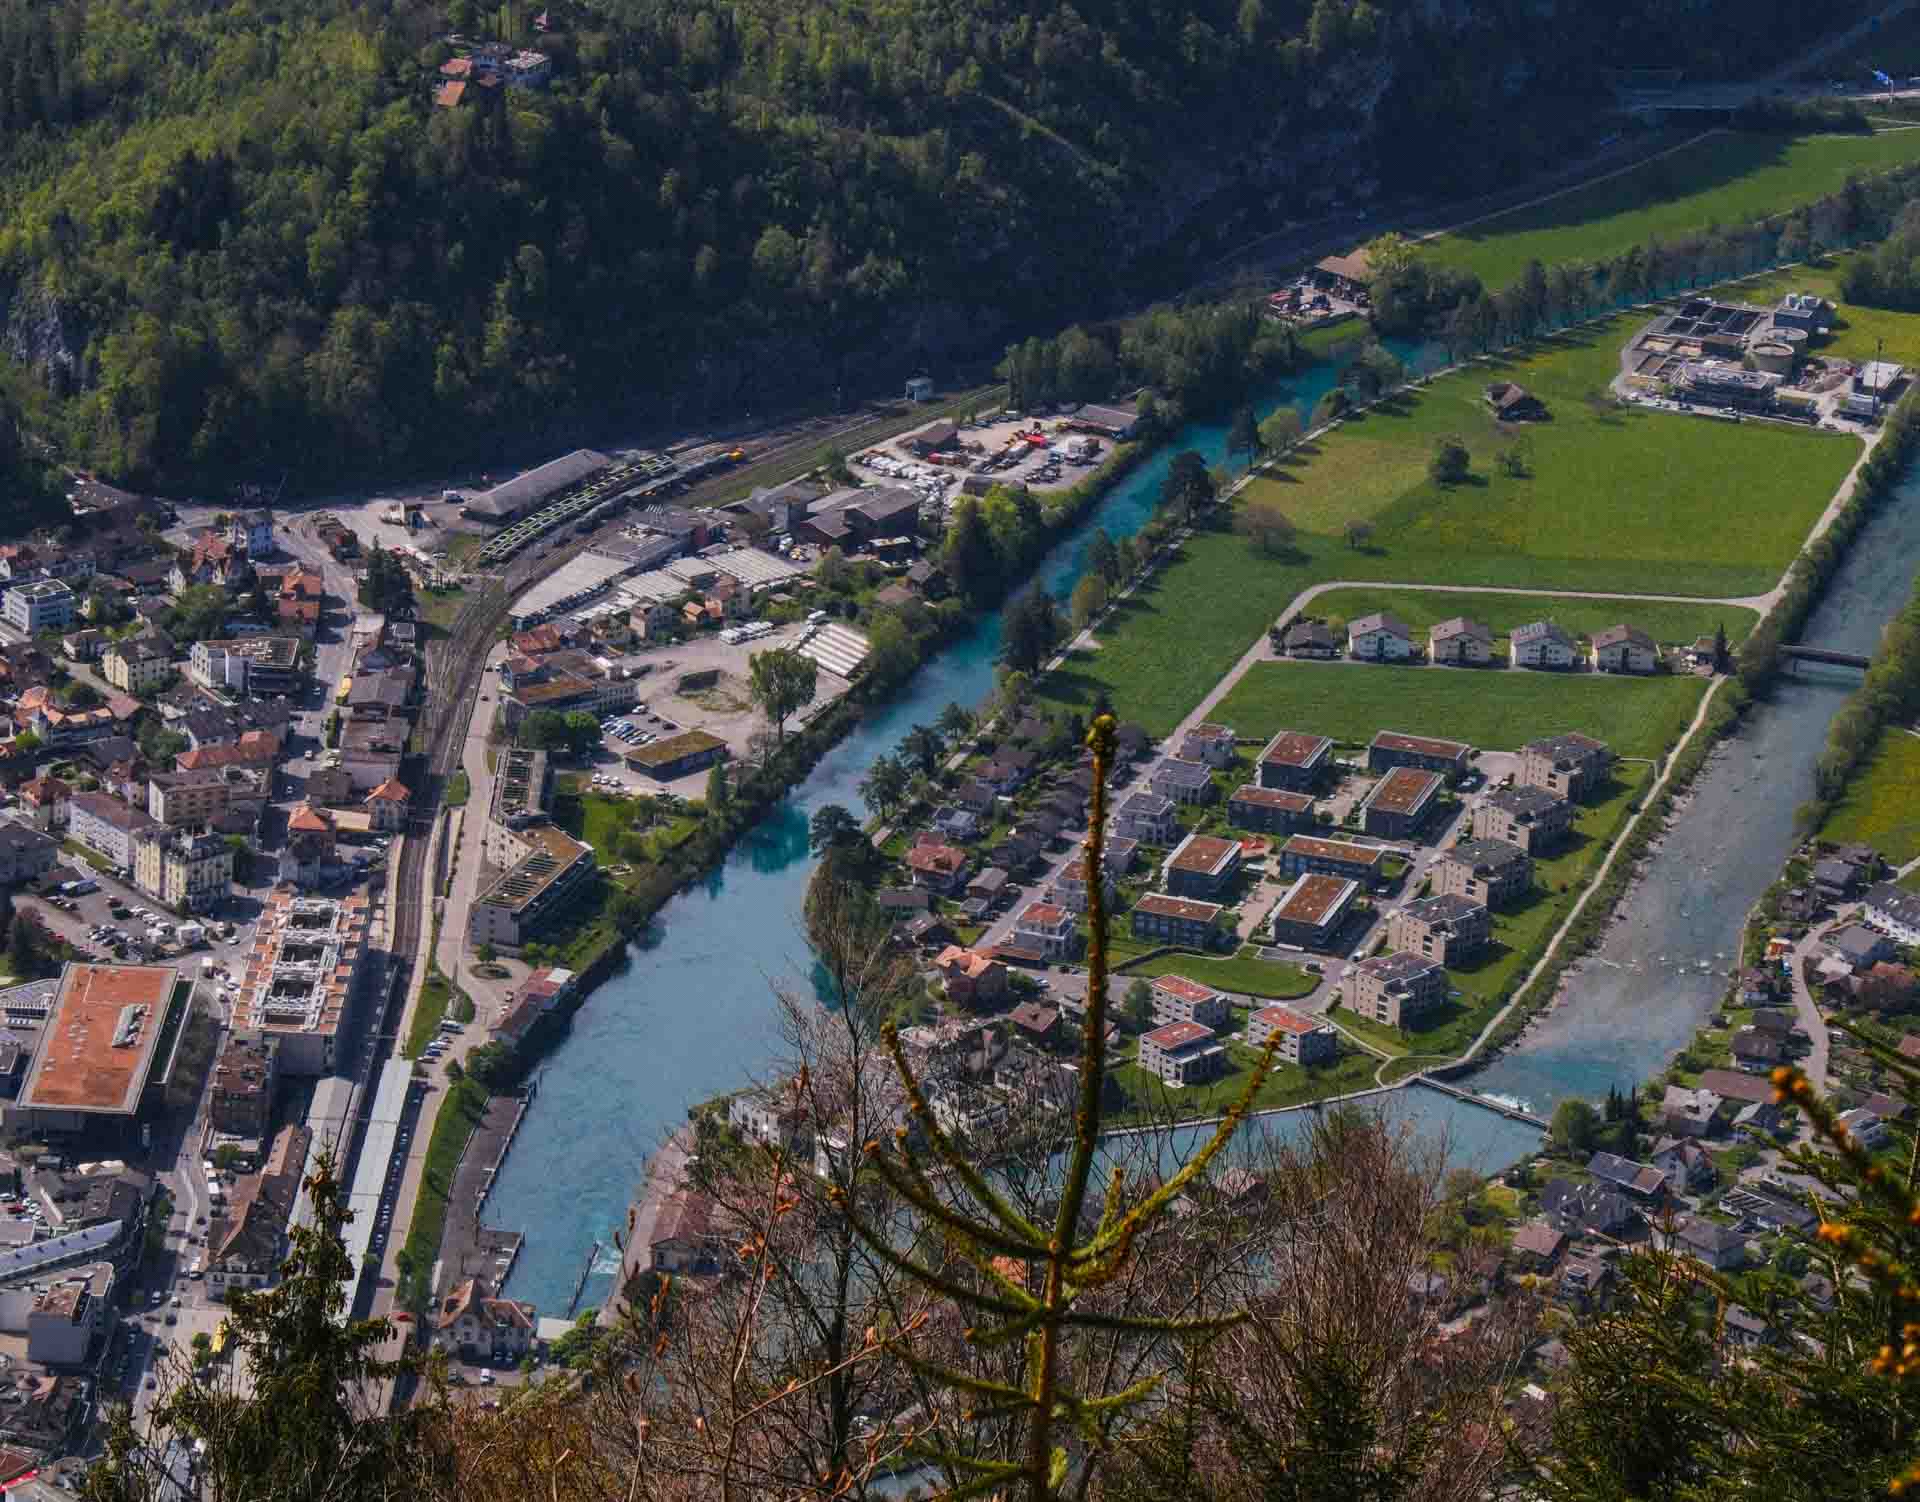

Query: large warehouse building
[9,963,186,1135]
[462,450,611,526]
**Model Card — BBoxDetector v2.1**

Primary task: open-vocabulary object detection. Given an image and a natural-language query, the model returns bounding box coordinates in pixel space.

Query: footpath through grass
[1420,130,1920,289]
[1819,731,1920,865]
[1212,660,1706,758]
[1120,947,1319,1000]
[1303,588,1757,653]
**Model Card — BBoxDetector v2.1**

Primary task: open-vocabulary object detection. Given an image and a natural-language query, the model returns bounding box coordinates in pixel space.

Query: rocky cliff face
[0,279,85,397]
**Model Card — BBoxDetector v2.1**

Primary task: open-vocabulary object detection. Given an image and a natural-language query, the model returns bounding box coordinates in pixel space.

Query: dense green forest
[0,0,1832,492]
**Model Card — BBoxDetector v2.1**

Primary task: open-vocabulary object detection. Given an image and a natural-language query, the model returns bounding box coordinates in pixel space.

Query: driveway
[1786,923,1837,1091]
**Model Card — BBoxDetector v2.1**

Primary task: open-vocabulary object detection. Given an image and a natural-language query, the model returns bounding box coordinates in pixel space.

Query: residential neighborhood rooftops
[1371,730,1470,759]
[1353,950,1443,986]
[1444,838,1529,873]
[1362,766,1442,815]
[1259,730,1333,769]
[1282,834,1386,867]
[1132,893,1224,924]
[1152,757,1213,788]
[1168,833,1239,876]
[1430,617,1492,643]
[1593,624,1655,650]
[1230,786,1314,811]
[1524,731,1609,762]
[1400,892,1485,925]
[1486,785,1565,817]
[1017,902,1071,928]
[1249,1004,1320,1035]
[1348,611,1409,638]
[1152,975,1218,1005]
[1143,1020,1216,1051]
[1512,620,1572,645]
[1271,873,1357,926]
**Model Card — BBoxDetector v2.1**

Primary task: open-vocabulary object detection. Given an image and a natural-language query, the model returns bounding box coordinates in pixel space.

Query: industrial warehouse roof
[510,552,636,621]
[20,963,180,1116]
[465,450,611,520]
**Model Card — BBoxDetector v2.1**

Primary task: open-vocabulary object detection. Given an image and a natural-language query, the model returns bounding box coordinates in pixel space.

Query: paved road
[1787,921,1839,1091]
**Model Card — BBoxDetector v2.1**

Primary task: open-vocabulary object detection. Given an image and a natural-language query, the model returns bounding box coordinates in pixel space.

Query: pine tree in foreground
[830,714,1280,1499]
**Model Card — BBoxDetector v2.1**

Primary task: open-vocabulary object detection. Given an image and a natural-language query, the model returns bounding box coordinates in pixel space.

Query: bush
[1428,435,1471,484]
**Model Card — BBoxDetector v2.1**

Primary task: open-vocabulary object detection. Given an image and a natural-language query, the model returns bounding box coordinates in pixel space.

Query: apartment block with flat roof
[1343,951,1446,1028]
[1246,1005,1337,1064]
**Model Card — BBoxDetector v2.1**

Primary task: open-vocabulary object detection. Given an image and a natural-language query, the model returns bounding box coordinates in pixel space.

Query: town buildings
[1435,839,1532,908]
[1257,730,1333,791]
[1137,1021,1225,1087]
[229,889,371,1075]
[1511,620,1577,669]
[131,827,234,913]
[2,581,73,636]
[67,792,158,871]
[1147,757,1216,806]
[1226,785,1315,835]
[1429,617,1493,665]
[1129,893,1227,949]
[1359,766,1443,840]
[1162,833,1241,901]
[1115,791,1179,844]
[1592,624,1658,674]
[1388,893,1491,965]
[205,1123,310,1299]
[1277,834,1387,885]
[1346,612,1413,661]
[1266,873,1358,951]
[1246,1005,1337,1064]
[101,631,174,693]
[209,1033,278,1141]
[1148,976,1231,1031]
[1343,952,1446,1028]
[469,824,596,953]
[1473,786,1573,854]
[9,963,183,1134]
[1367,731,1470,779]
[1519,733,1612,802]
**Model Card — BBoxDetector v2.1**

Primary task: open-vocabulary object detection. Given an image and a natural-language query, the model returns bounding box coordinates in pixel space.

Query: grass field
[1243,317,1853,593]
[1120,947,1320,1000]
[1043,314,1852,734]
[1419,130,1920,289]
[1211,660,1706,757]
[1819,731,1920,864]
[1303,588,1757,651]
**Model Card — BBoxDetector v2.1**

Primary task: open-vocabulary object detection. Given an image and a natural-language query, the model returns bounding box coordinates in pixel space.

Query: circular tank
[1769,325,1808,347]
[1750,342,1796,376]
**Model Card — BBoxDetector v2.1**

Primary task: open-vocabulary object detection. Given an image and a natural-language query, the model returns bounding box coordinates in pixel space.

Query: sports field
[1209,659,1707,758]
[1303,589,1757,652]
[1419,129,1920,289]
[1818,730,1920,865]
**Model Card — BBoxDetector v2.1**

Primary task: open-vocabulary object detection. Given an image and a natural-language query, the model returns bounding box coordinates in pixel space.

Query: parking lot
[563,622,857,796]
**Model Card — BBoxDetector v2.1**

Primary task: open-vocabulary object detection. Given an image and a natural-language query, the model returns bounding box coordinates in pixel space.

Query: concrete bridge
[1782,645,1872,670]
[1411,1075,1551,1130]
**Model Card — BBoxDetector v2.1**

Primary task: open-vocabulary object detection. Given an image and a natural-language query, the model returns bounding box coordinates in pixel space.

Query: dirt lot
[598,623,855,796]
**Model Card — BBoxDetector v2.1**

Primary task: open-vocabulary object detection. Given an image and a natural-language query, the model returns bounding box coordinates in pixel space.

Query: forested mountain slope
[0,0,1828,490]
